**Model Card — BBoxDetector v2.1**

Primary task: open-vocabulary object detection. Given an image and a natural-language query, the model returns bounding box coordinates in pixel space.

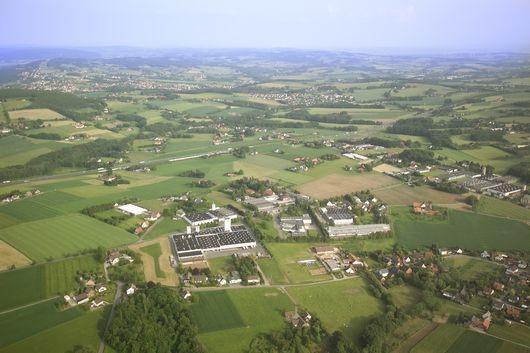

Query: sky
[1,0,529,52]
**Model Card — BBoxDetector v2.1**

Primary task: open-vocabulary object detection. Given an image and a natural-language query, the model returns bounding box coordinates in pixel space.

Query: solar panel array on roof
[171,224,256,260]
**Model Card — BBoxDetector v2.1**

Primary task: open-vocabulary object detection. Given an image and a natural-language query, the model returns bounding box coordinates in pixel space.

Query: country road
[97,281,124,353]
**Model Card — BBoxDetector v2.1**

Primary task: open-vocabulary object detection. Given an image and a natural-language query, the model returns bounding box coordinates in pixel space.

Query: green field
[0,310,103,353]
[189,291,245,333]
[265,242,331,283]
[476,196,530,222]
[139,243,165,278]
[488,323,530,347]
[207,256,235,275]
[0,300,83,348]
[192,288,293,353]
[393,207,530,251]
[256,258,289,284]
[0,255,101,311]
[286,278,383,343]
[0,214,136,262]
[411,324,464,353]
[444,256,502,280]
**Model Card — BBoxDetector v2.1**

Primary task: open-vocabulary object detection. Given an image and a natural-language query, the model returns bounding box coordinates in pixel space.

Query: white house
[95,285,107,293]
[229,271,242,285]
[126,284,137,295]
[91,298,108,309]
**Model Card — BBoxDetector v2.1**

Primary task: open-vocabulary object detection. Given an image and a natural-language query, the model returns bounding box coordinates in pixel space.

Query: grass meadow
[191,288,293,353]
[392,207,530,251]
[443,256,502,280]
[286,278,383,343]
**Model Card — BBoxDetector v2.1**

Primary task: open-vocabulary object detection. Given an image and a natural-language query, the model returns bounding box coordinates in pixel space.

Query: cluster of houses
[1,189,40,203]
[116,203,161,235]
[311,246,366,276]
[107,250,135,266]
[288,156,322,172]
[181,269,261,288]
[63,276,109,310]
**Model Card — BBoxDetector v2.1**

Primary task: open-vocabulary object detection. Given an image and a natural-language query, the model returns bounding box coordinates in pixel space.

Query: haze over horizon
[2,0,530,53]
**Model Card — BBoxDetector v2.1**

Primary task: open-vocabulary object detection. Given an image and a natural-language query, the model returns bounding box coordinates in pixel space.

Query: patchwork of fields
[0,255,101,311]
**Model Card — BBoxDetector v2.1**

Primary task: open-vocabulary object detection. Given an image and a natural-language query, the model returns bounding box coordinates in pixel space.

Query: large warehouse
[171,221,256,262]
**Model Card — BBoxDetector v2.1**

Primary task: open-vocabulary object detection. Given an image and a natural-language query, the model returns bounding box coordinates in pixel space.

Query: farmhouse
[343,153,370,161]
[229,271,242,284]
[74,293,89,305]
[171,223,256,262]
[247,275,260,284]
[91,298,108,309]
[327,224,391,237]
[117,204,148,216]
[324,259,341,272]
[244,196,277,213]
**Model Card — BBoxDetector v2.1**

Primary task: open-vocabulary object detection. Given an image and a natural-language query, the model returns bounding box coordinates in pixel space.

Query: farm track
[0,296,58,316]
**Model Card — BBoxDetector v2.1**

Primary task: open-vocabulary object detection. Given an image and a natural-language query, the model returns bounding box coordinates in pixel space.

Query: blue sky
[2,0,529,52]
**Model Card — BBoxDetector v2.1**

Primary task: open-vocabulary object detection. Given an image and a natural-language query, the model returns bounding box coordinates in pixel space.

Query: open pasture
[0,214,136,262]
[286,278,383,343]
[298,172,399,198]
[476,196,530,223]
[190,290,245,333]
[8,108,66,121]
[265,242,331,283]
[392,207,530,251]
[194,287,293,353]
[410,324,464,353]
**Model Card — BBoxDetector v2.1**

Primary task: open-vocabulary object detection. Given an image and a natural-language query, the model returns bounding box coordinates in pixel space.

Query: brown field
[8,108,66,121]
[310,268,327,276]
[373,163,402,174]
[0,239,32,270]
[374,185,466,206]
[129,238,179,286]
[298,173,399,199]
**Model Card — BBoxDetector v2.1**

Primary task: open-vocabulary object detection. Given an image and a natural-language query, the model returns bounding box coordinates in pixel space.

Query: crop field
[374,185,465,206]
[443,256,502,280]
[392,207,530,251]
[286,278,383,343]
[0,240,31,270]
[0,135,64,168]
[488,323,530,347]
[139,243,165,278]
[8,108,66,121]
[298,172,399,198]
[195,287,293,353]
[0,214,136,262]
[410,324,464,353]
[265,242,331,283]
[444,330,525,353]
[0,300,83,348]
[476,196,530,222]
[0,255,101,311]
[0,310,103,353]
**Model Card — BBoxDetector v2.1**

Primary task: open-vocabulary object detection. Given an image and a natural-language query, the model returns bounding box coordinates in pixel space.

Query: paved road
[97,281,124,353]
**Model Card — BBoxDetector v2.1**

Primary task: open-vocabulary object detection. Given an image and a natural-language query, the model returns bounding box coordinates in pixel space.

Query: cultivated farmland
[0,214,136,262]
[392,207,530,251]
